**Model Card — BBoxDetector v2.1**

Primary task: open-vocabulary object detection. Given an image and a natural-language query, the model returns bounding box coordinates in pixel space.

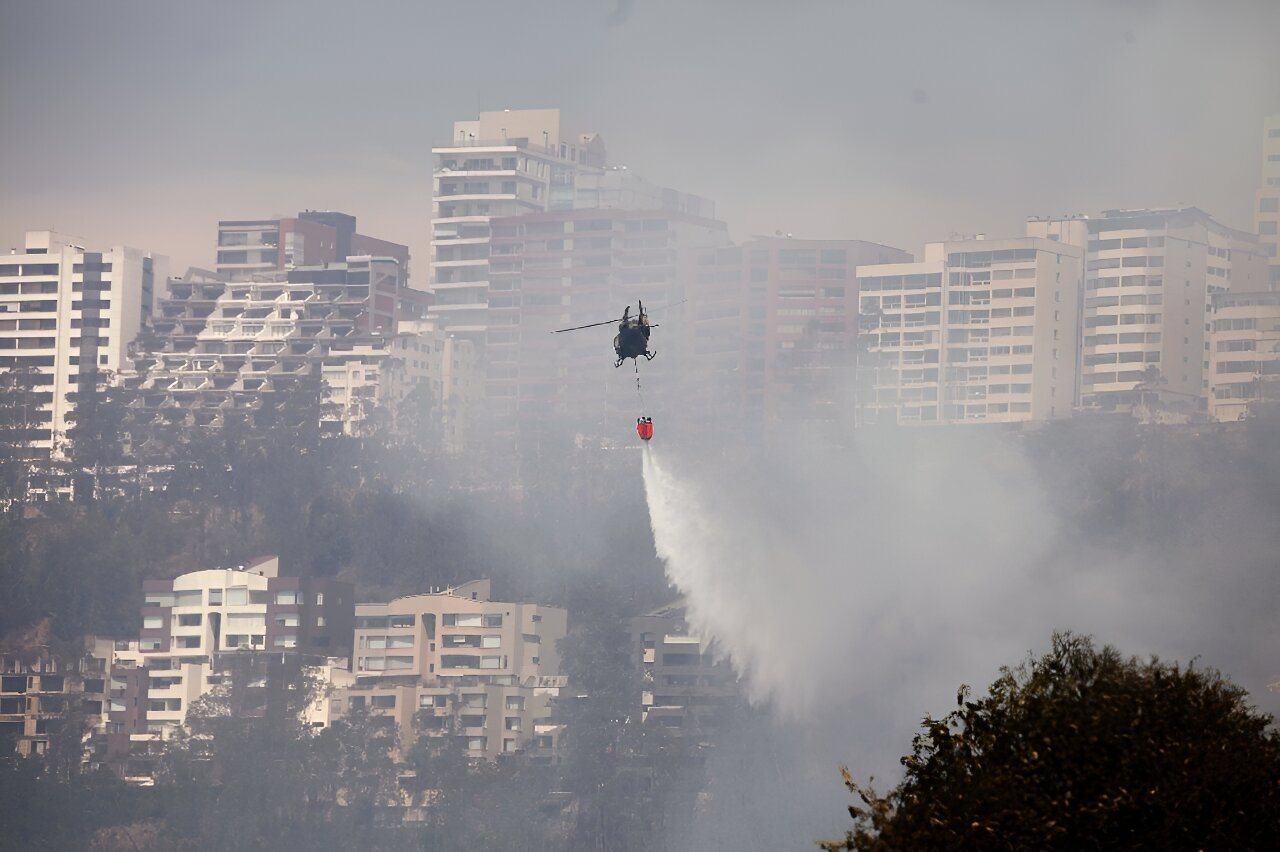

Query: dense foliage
[822,632,1280,851]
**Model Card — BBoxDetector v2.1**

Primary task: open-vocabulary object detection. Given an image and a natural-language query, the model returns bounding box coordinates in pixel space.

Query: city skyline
[3,1,1279,273]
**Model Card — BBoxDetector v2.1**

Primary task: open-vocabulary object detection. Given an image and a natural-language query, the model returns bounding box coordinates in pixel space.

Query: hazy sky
[3,0,1279,276]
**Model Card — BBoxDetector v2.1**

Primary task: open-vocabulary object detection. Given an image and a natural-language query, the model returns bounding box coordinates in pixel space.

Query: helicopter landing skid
[644,350,657,361]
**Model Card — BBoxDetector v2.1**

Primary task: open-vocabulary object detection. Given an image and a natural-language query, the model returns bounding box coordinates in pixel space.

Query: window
[481,635,501,649]
[389,614,415,629]
[208,589,222,606]
[142,616,163,629]
[483,614,503,628]
[315,593,324,606]
[275,591,298,605]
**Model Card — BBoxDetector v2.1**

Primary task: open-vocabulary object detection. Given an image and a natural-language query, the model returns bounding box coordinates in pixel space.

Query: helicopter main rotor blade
[551,316,626,334]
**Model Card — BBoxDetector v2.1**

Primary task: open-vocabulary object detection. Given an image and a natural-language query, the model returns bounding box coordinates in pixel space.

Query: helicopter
[552,301,657,368]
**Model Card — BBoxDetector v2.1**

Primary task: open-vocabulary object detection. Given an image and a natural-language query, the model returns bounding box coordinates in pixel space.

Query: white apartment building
[856,237,1082,425]
[339,580,568,761]
[110,556,353,755]
[1207,290,1280,421]
[1257,114,1280,289]
[431,109,606,336]
[1028,209,1269,412]
[0,230,167,456]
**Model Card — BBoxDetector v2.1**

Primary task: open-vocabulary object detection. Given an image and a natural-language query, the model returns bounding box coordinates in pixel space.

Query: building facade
[431,109,607,337]
[319,318,477,447]
[484,207,730,445]
[337,580,568,761]
[630,605,737,738]
[1028,208,1269,413]
[688,237,912,430]
[0,230,168,457]
[108,556,353,751]
[123,256,430,440]
[216,211,410,284]
[1257,115,1280,289]
[1207,289,1280,421]
[1,634,119,764]
[855,236,1082,425]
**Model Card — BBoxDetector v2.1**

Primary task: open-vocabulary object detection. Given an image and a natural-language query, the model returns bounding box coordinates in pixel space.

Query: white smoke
[641,424,1280,791]
[643,428,1061,721]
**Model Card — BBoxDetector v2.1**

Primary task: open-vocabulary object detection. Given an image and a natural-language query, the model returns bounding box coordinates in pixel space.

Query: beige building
[0,230,168,458]
[1257,115,1280,289]
[855,236,1082,425]
[1029,208,1268,414]
[1207,290,1280,421]
[338,580,568,761]
[320,319,477,448]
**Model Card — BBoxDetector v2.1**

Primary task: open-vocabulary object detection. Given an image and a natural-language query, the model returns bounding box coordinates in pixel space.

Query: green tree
[822,633,1280,851]
[0,367,45,507]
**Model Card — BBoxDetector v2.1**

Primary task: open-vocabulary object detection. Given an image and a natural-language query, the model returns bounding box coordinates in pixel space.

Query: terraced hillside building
[121,257,437,443]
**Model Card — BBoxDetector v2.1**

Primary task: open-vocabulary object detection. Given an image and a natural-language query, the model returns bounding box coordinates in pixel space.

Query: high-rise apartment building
[667,237,913,434]
[0,230,168,456]
[1028,208,1268,412]
[339,580,568,761]
[855,237,1082,425]
[483,207,729,444]
[1207,290,1280,421]
[216,211,410,284]
[431,109,607,336]
[1257,115,1280,288]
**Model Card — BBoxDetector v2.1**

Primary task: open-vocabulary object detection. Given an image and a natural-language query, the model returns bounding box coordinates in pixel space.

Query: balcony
[432,257,488,269]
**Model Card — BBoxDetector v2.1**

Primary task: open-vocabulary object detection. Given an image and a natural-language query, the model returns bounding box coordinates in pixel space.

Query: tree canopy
[823,632,1280,851]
